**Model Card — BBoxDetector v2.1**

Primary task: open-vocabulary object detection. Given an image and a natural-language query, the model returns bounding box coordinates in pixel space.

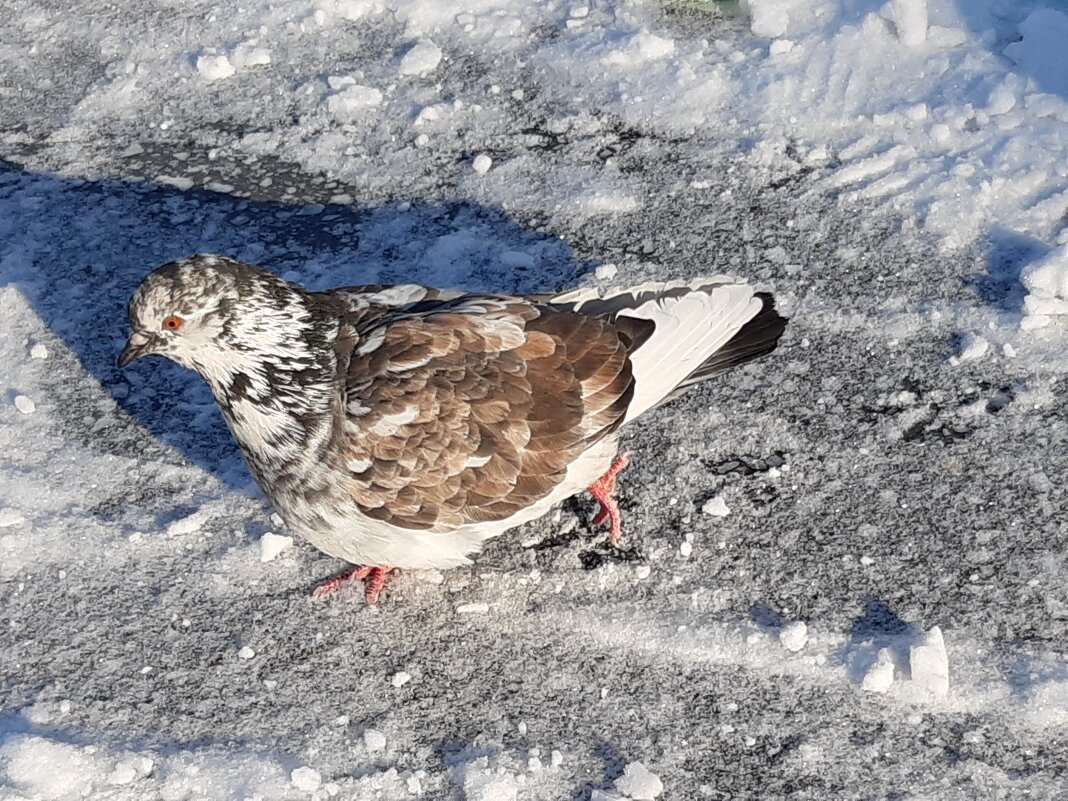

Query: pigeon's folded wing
[335,298,635,530]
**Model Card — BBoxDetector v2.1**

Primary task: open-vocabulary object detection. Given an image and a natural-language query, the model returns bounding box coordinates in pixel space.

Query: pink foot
[587,451,633,546]
[313,564,395,604]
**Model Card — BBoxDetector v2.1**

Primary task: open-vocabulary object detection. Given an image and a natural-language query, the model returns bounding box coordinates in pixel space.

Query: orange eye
[162,315,183,331]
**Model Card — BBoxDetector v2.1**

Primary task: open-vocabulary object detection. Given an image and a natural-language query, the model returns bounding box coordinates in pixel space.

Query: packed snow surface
[2,0,1068,799]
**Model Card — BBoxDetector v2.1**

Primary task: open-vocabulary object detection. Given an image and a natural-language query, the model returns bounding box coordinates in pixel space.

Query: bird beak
[118,331,153,368]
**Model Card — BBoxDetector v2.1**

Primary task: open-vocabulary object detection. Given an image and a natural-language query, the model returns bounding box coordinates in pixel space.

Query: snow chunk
[238,646,256,660]
[399,40,442,76]
[881,0,927,47]
[1005,9,1068,98]
[231,42,271,70]
[291,766,322,793]
[363,729,387,752]
[1022,246,1068,318]
[29,343,48,359]
[457,602,490,614]
[1,736,100,798]
[779,621,808,652]
[603,33,675,65]
[910,626,949,698]
[325,81,383,117]
[259,532,293,562]
[196,54,236,81]
[862,648,896,693]
[591,792,627,801]
[165,508,210,537]
[463,760,518,801]
[472,154,493,175]
[702,496,731,517]
[746,0,795,39]
[955,335,989,363]
[390,671,411,687]
[14,394,35,414]
[0,508,26,527]
[595,263,618,281]
[614,761,663,800]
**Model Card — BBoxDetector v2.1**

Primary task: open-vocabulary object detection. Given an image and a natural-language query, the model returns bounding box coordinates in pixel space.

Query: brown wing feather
[334,299,635,531]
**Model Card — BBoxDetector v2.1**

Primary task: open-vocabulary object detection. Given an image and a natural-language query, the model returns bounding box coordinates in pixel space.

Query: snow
[614,761,663,800]
[3,0,1068,797]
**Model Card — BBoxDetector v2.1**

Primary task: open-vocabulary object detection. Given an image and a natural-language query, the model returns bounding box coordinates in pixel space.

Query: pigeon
[120,255,786,603]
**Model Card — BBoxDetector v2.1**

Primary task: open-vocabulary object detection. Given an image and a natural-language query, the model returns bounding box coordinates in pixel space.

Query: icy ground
[2,0,1068,798]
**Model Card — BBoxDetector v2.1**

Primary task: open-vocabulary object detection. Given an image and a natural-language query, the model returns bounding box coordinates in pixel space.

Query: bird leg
[587,451,633,546]
[313,564,395,605]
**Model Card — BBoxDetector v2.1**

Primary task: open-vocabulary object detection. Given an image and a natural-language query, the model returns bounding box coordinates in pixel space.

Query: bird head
[119,255,329,395]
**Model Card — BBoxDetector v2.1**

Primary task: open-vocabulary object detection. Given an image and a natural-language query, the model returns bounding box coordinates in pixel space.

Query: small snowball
[196,54,236,81]
[391,671,411,687]
[769,39,794,56]
[614,761,664,800]
[457,602,490,614]
[910,626,950,697]
[472,154,493,175]
[702,496,731,517]
[363,729,387,752]
[259,532,293,562]
[291,766,322,793]
[679,541,693,558]
[779,621,808,653]
[550,750,563,767]
[14,395,35,415]
[238,646,256,660]
[399,40,443,76]
[634,564,651,580]
[862,648,896,693]
[570,6,589,19]
[29,343,48,359]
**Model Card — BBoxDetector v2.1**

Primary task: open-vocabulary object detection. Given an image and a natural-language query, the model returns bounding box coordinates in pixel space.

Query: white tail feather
[555,279,763,423]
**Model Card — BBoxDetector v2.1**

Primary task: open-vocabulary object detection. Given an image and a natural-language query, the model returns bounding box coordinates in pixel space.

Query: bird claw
[313,564,395,604]
[587,451,634,546]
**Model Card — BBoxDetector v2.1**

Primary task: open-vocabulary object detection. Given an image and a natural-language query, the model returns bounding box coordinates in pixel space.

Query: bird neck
[197,294,342,481]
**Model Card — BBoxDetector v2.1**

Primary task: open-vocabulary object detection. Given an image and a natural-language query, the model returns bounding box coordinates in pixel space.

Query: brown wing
[334,298,635,530]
